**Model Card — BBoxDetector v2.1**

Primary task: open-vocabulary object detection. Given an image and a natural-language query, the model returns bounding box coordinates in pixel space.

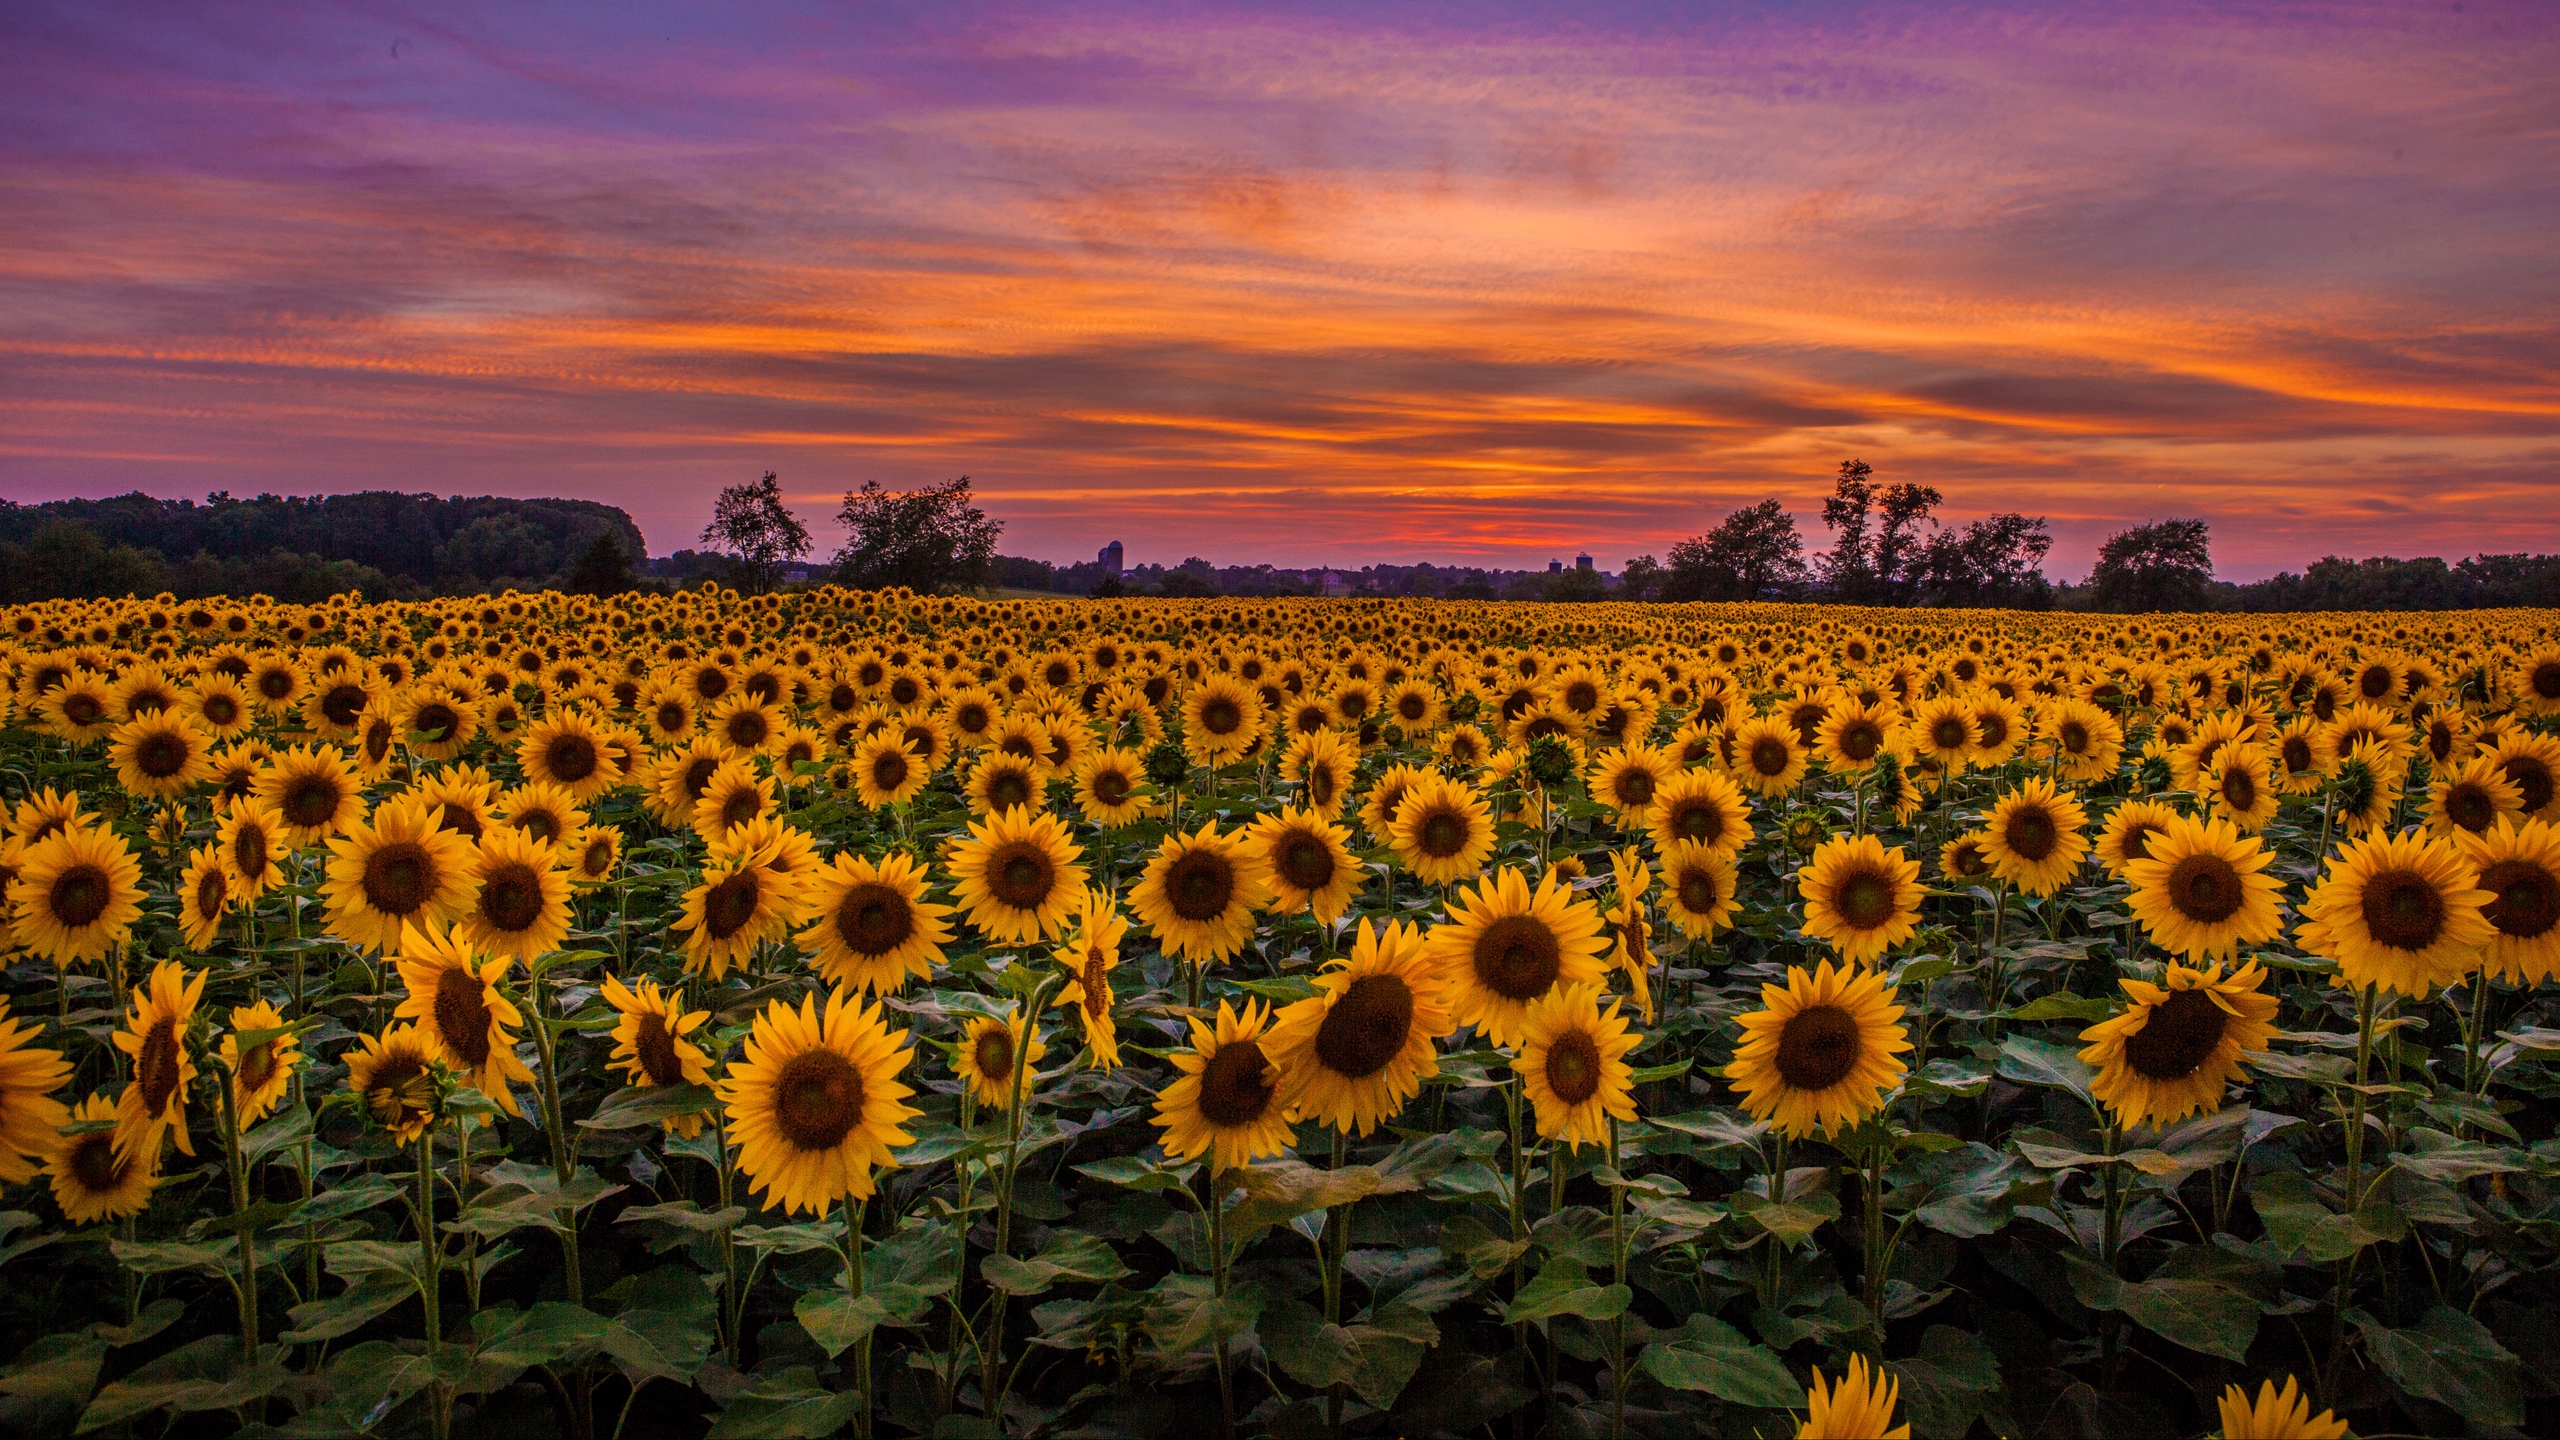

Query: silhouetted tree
[1544,566,1606,603]
[1919,513,2053,608]
[567,533,638,595]
[832,475,1003,592]
[2088,518,2214,612]
[1618,555,1665,601]
[703,472,812,593]
[1662,499,1809,601]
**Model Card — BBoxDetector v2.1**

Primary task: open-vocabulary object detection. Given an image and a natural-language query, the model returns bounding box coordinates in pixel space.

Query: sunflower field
[1,590,2558,1440]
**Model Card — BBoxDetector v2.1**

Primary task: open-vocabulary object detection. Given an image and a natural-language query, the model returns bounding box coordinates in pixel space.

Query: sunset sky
[3,0,2555,579]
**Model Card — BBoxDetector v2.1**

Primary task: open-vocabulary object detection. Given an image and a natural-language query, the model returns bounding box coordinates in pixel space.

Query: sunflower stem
[2329,982,2381,1388]
[215,1053,262,1376]
[1207,1165,1233,1440]
[1504,1076,1529,1440]
[1608,1117,1626,1440]
[845,1193,872,1440]
[1325,1126,1349,1440]
[417,1129,451,1440]
[2463,974,2494,1105]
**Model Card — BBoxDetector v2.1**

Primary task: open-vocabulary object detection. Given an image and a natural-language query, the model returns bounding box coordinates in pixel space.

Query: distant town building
[1098,540,1124,574]
[1576,553,1594,571]
[1547,559,1564,573]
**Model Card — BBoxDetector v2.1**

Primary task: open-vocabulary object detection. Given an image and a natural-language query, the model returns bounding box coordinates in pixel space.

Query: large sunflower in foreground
[1424,865,1610,1047]
[2487,730,2560,824]
[48,1093,158,1225]
[2214,1376,2350,1440]
[321,793,481,952]
[2093,798,2180,880]
[955,1005,1048,1110]
[1265,918,1455,1137]
[1726,959,1909,1139]
[2428,753,2524,839]
[2296,829,2493,998]
[2078,959,2278,1127]
[601,975,715,1137]
[1514,982,1640,1150]
[1069,747,1150,827]
[1152,998,1293,1174]
[107,713,214,801]
[1977,777,2090,897]
[851,735,929,810]
[1385,773,1497,886]
[254,744,365,848]
[1796,1355,1910,1439]
[1645,767,1754,858]
[1131,821,1273,966]
[345,1025,443,1145]
[516,709,617,803]
[8,824,145,964]
[2122,814,2286,961]
[721,988,918,1214]
[112,959,206,1163]
[0,997,71,1184]
[457,825,573,962]
[2201,744,2281,835]
[1181,676,1265,767]
[1797,834,1924,965]
[1657,839,1741,943]
[1249,807,1364,924]
[392,923,536,1116]
[675,844,805,980]
[220,998,302,1127]
[801,850,954,995]
[1589,745,1674,828]
[2457,817,2560,985]
[1731,716,1809,797]
[946,806,1089,944]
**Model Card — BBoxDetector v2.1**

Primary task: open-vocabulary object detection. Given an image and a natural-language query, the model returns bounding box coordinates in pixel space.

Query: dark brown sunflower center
[281,775,342,828]
[772,1047,865,1151]
[1314,975,1414,1079]
[1473,915,1563,1000]
[362,841,435,915]
[235,1040,276,1093]
[1929,718,1969,751]
[987,769,1033,811]
[1081,954,1110,1018]
[364,1053,430,1129]
[232,827,271,880]
[2123,987,2228,1080]
[634,1013,684,1087]
[1308,765,1337,806]
[1839,723,1882,762]
[836,882,914,956]
[1774,1003,1861,1091]
[1749,738,1791,777]
[2219,766,2257,812]
[480,863,546,933]
[135,731,190,778]
[194,867,227,917]
[2004,807,2059,862]
[1199,698,1242,736]
[726,712,770,748]
[990,843,1056,910]
[1166,850,1235,921]
[1975,714,2009,750]
[2060,720,2090,753]
[1947,841,1989,878]
[973,1027,1017,1088]
[1671,799,1725,845]
[1397,693,1429,721]
[1090,769,1130,804]
[257,671,295,700]
[2479,858,2558,940]
[2281,736,2313,772]
[704,870,763,938]
[870,751,910,791]
[536,733,595,783]
[62,693,104,725]
[2532,661,2560,701]
[2445,782,2497,833]
[2501,757,2554,816]
[719,787,761,830]
[2362,868,2448,950]
[432,965,494,1067]
[416,703,459,740]
[1198,1040,1276,1126]
[321,683,366,727]
[1613,769,1655,806]
[1544,1029,1603,1104]
[655,702,689,734]
[1831,867,1898,931]
[1275,831,1335,891]
[49,865,111,928]
[136,1019,182,1115]
[1677,864,1721,913]
[70,1134,122,1192]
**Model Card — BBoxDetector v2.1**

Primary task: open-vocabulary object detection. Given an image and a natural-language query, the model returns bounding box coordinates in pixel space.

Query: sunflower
[1646,767,1755,857]
[1514,983,1640,1150]
[254,744,365,849]
[1731,716,1809,797]
[1249,807,1364,925]
[1386,773,1497,885]
[564,825,622,886]
[7,824,144,964]
[2330,741,2406,836]
[2125,816,2289,963]
[394,685,480,762]
[2214,1376,2350,1440]
[299,669,382,742]
[321,793,481,952]
[2078,959,2278,1127]
[2202,744,2281,835]
[1657,840,1741,943]
[112,959,206,1163]
[801,850,954,995]
[48,1094,158,1225]
[344,1024,442,1144]
[946,806,1089,945]
[1050,888,1129,1069]
[675,845,805,980]
[1590,745,1675,828]
[1726,959,1909,1139]
[220,998,302,1127]
[36,672,117,744]
[1265,919,1454,1136]
[2457,817,2560,985]
[639,686,698,746]
[965,751,1047,817]
[2094,798,2181,880]
[1907,695,1978,775]
[1181,676,1265,768]
[2296,829,2494,999]
[107,713,213,801]
[2270,716,2335,794]
[415,765,499,842]
[1131,821,1273,966]
[517,710,618,803]
[600,975,715,1137]
[1152,998,1294,1174]
[458,825,573,962]
[1813,701,1894,775]
[1977,777,2091,897]
[0,997,71,1184]
[177,843,233,950]
[2040,698,2124,782]
[182,675,255,740]
[955,1005,1048,1111]
[1071,746,1151,827]
[1604,847,1656,1018]
[1382,678,1444,732]
[1359,762,1430,845]
[851,734,928,809]
[1436,723,1493,770]
[206,741,271,806]
[1966,692,2028,767]
[707,694,784,758]
[2488,730,2560,824]
[1425,865,1609,1047]
[1796,1355,1910,1440]
[2427,753,2525,839]
[1797,834,1924,965]
[1281,729,1360,819]
[690,757,775,840]
[391,923,536,1115]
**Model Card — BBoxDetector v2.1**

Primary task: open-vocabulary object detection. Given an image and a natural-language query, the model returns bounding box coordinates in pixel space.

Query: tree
[832,476,1003,593]
[1872,481,1943,603]
[1918,513,2053,608]
[566,533,638,596]
[439,515,555,586]
[1817,459,1876,597]
[1618,555,1665,601]
[1661,499,1809,601]
[1544,566,1606,603]
[1818,459,1944,603]
[2088,518,2214,613]
[703,472,812,593]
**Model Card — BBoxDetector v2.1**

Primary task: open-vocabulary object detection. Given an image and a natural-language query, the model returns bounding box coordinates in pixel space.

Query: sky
[2,0,2556,580]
